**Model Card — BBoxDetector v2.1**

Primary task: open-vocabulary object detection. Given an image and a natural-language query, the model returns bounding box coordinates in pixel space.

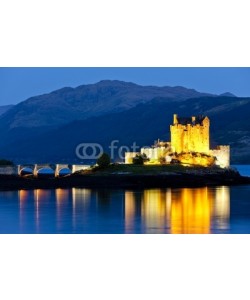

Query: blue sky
[0,67,250,105]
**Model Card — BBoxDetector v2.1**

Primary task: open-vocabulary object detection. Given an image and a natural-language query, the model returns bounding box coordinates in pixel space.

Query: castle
[125,114,230,168]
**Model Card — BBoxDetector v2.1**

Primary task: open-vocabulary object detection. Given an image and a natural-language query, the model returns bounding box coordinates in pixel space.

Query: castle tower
[173,114,178,125]
[170,114,210,154]
[124,112,229,168]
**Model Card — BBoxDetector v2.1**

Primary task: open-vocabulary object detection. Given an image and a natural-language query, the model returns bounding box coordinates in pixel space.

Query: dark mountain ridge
[0,105,14,116]
[1,95,249,164]
[0,80,215,130]
[220,92,236,97]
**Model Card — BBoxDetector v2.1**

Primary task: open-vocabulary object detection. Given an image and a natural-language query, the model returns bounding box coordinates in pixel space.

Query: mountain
[220,92,237,97]
[0,105,14,116]
[1,96,250,164]
[0,80,214,130]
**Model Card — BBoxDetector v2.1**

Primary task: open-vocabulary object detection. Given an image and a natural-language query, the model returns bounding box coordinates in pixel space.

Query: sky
[0,67,250,105]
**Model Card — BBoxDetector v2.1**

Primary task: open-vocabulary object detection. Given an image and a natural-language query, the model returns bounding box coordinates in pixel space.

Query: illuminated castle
[125,114,230,168]
[170,114,210,154]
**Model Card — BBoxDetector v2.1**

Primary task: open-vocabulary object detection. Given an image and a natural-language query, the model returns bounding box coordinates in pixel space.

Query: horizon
[1,67,250,105]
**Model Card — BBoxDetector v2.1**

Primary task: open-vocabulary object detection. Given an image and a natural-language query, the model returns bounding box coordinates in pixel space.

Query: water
[0,186,247,234]
[0,165,249,234]
[232,164,250,177]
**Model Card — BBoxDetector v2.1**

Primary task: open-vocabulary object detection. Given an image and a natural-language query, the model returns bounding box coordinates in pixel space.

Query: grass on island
[76,163,229,176]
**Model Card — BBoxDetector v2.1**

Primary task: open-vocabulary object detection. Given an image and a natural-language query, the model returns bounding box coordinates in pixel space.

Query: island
[0,164,250,190]
[0,113,249,190]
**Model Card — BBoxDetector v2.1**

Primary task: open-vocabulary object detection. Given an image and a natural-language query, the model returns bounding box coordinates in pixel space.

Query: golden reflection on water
[125,187,230,234]
[19,189,55,232]
[141,190,169,233]
[213,186,230,230]
[170,188,212,233]
[19,190,30,231]
[125,191,137,233]
[72,188,91,209]
[17,186,230,233]
[34,189,40,231]
[56,189,70,230]
[72,188,92,230]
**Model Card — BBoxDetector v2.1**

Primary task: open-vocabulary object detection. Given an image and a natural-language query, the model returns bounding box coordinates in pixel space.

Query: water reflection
[72,188,92,232]
[19,190,29,232]
[15,186,230,233]
[213,186,230,230]
[56,189,71,232]
[170,188,212,233]
[125,187,230,234]
[141,190,169,233]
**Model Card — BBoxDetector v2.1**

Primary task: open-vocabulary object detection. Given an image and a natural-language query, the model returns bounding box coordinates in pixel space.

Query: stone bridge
[0,164,91,177]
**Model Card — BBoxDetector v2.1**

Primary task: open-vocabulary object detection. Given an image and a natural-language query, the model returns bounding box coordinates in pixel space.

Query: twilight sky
[0,67,250,105]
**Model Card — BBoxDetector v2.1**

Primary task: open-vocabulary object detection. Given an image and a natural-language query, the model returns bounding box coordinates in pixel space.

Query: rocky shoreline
[0,169,250,190]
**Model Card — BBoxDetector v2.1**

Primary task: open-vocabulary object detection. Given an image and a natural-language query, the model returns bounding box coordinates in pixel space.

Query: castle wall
[125,152,140,164]
[141,148,156,159]
[141,147,167,160]
[170,124,183,153]
[0,166,17,175]
[170,117,210,154]
[124,114,230,168]
[210,146,230,168]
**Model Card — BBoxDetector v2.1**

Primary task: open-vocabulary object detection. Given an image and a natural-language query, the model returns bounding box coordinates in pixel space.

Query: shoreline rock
[0,171,249,191]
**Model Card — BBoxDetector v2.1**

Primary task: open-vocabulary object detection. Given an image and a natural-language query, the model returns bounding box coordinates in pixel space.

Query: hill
[0,105,14,116]
[0,80,213,131]
[0,95,249,164]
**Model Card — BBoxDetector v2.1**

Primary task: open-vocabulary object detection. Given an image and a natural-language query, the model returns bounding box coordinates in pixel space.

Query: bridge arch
[17,165,35,176]
[35,167,55,177]
[16,163,91,177]
[19,167,34,176]
[56,167,72,177]
[34,164,56,177]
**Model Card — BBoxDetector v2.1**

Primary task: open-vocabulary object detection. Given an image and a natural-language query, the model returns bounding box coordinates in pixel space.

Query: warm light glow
[56,189,70,230]
[33,189,53,232]
[34,189,40,232]
[170,188,212,234]
[141,189,168,232]
[212,186,230,229]
[72,188,91,206]
[125,114,230,168]
[18,190,31,231]
[72,188,93,231]
[170,116,210,154]
[124,187,230,233]
[125,191,137,233]
[56,189,70,202]
[176,152,215,167]
[19,190,30,202]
